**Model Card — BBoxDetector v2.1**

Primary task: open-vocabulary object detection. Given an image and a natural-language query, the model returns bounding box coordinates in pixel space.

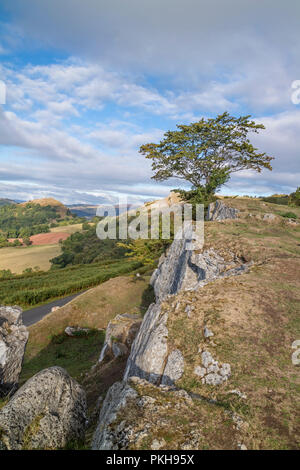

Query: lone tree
[140,112,273,203]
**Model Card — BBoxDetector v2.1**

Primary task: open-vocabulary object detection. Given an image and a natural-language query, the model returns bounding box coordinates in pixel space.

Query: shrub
[280,211,297,219]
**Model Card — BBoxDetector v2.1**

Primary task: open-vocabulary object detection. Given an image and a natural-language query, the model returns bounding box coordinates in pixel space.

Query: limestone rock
[92,377,195,450]
[194,366,206,378]
[124,304,169,383]
[195,350,231,385]
[92,380,138,450]
[99,313,141,362]
[0,366,87,450]
[151,438,166,450]
[64,326,91,337]
[263,213,278,222]
[0,306,29,396]
[161,349,184,386]
[150,228,249,302]
[112,342,128,358]
[204,326,214,338]
[206,200,239,221]
[201,350,214,368]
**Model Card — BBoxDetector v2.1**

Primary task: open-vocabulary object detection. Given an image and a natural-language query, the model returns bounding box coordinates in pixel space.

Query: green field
[0,224,85,274]
[50,223,83,234]
[0,258,141,308]
[0,245,62,273]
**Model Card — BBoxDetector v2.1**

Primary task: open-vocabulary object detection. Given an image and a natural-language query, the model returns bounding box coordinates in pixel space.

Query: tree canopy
[140,112,273,198]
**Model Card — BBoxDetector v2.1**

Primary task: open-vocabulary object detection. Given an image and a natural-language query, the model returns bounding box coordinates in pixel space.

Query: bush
[280,211,297,219]
[289,187,300,207]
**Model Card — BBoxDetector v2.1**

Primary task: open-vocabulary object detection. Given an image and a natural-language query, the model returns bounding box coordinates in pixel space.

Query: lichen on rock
[0,366,87,450]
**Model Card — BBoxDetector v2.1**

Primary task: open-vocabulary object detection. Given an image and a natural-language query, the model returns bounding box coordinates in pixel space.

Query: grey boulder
[0,366,87,450]
[206,200,239,221]
[0,306,29,396]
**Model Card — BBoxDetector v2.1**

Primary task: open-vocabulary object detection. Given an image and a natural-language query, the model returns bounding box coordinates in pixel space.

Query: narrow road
[22,291,85,327]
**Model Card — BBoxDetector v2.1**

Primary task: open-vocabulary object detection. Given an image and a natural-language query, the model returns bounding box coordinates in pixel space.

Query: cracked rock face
[161,349,184,386]
[206,200,239,221]
[0,306,29,397]
[99,313,141,362]
[124,303,169,384]
[0,366,87,450]
[124,222,247,387]
[92,380,139,450]
[92,377,195,450]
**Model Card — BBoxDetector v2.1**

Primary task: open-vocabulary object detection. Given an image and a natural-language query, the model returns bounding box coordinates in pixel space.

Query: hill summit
[19,198,69,217]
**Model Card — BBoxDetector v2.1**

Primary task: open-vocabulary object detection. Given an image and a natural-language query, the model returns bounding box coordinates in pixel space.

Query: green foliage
[0,258,140,308]
[50,224,128,268]
[261,195,289,205]
[118,238,170,267]
[289,187,300,207]
[0,202,76,239]
[140,112,273,196]
[0,269,13,279]
[23,237,32,246]
[280,211,297,219]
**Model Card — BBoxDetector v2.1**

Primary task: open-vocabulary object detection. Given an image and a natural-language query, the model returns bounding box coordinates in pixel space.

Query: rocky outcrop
[65,326,91,337]
[92,377,195,450]
[99,313,142,362]
[92,379,139,450]
[93,222,252,449]
[194,350,231,385]
[263,213,279,223]
[0,306,29,396]
[124,303,169,384]
[151,243,249,303]
[123,231,249,384]
[206,200,239,221]
[0,366,87,450]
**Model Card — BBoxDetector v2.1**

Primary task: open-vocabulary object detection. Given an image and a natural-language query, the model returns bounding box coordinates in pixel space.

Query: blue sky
[0,0,299,204]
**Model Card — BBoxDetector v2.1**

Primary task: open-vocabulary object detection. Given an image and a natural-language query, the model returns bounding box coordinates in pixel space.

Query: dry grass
[50,223,83,234]
[25,274,152,360]
[0,244,61,273]
[0,224,83,273]
[164,199,300,449]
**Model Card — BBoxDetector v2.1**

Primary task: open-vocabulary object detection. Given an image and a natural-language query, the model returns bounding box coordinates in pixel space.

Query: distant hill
[20,198,69,218]
[67,204,98,219]
[0,198,16,207]
[0,198,75,238]
[67,203,132,219]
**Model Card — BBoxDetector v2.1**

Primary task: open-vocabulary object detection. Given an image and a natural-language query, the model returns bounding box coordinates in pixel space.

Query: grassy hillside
[159,197,300,450]
[22,274,152,362]
[0,199,78,239]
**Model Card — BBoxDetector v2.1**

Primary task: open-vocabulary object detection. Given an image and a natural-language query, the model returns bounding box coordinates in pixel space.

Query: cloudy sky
[0,0,299,204]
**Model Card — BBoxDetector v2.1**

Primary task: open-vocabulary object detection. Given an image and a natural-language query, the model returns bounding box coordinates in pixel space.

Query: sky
[0,0,299,205]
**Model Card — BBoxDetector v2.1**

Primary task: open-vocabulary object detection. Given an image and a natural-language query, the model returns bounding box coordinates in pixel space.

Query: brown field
[8,232,70,246]
[30,232,70,245]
